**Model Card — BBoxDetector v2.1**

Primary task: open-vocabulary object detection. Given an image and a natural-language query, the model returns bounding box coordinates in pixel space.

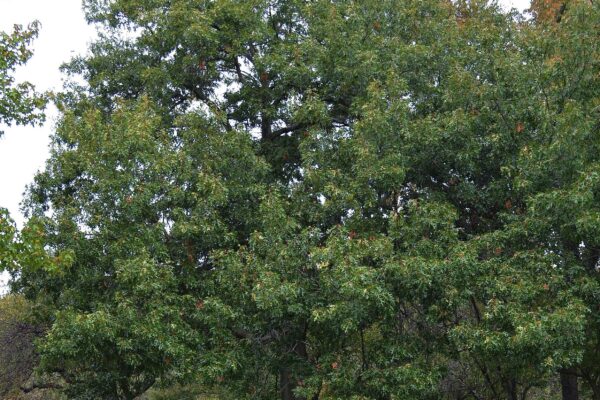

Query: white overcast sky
[0,0,531,291]
[0,0,95,227]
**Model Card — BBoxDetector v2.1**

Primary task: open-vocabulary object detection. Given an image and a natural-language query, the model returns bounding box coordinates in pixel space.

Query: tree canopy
[2,1,600,399]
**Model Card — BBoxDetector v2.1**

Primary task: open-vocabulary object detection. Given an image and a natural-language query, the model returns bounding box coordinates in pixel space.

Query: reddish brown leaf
[516,122,525,133]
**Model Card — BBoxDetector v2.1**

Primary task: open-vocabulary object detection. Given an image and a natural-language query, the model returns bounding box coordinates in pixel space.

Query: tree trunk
[279,367,296,400]
[501,377,518,400]
[561,369,579,400]
[279,335,310,400]
[589,381,600,400]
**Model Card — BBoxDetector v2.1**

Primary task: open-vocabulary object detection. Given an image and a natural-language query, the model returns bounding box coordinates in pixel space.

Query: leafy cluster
[2,1,600,400]
[0,22,46,135]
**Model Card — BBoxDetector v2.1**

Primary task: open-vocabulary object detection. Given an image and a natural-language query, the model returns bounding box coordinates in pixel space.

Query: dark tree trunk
[279,367,296,400]
[561,369,579,400]
[502,377,518,400]
[278,333,310,400]
[588,380,600,400]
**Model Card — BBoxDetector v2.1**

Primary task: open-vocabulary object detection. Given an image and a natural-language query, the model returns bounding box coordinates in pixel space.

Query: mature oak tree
[6,1,600,400]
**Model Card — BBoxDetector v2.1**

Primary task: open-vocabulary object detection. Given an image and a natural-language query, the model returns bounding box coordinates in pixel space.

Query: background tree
[0,21,54,399]
[0,294,40,397]
[0,19,48,282]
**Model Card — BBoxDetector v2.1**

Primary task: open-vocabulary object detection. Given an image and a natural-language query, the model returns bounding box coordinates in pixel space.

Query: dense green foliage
[2,0,600,399]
